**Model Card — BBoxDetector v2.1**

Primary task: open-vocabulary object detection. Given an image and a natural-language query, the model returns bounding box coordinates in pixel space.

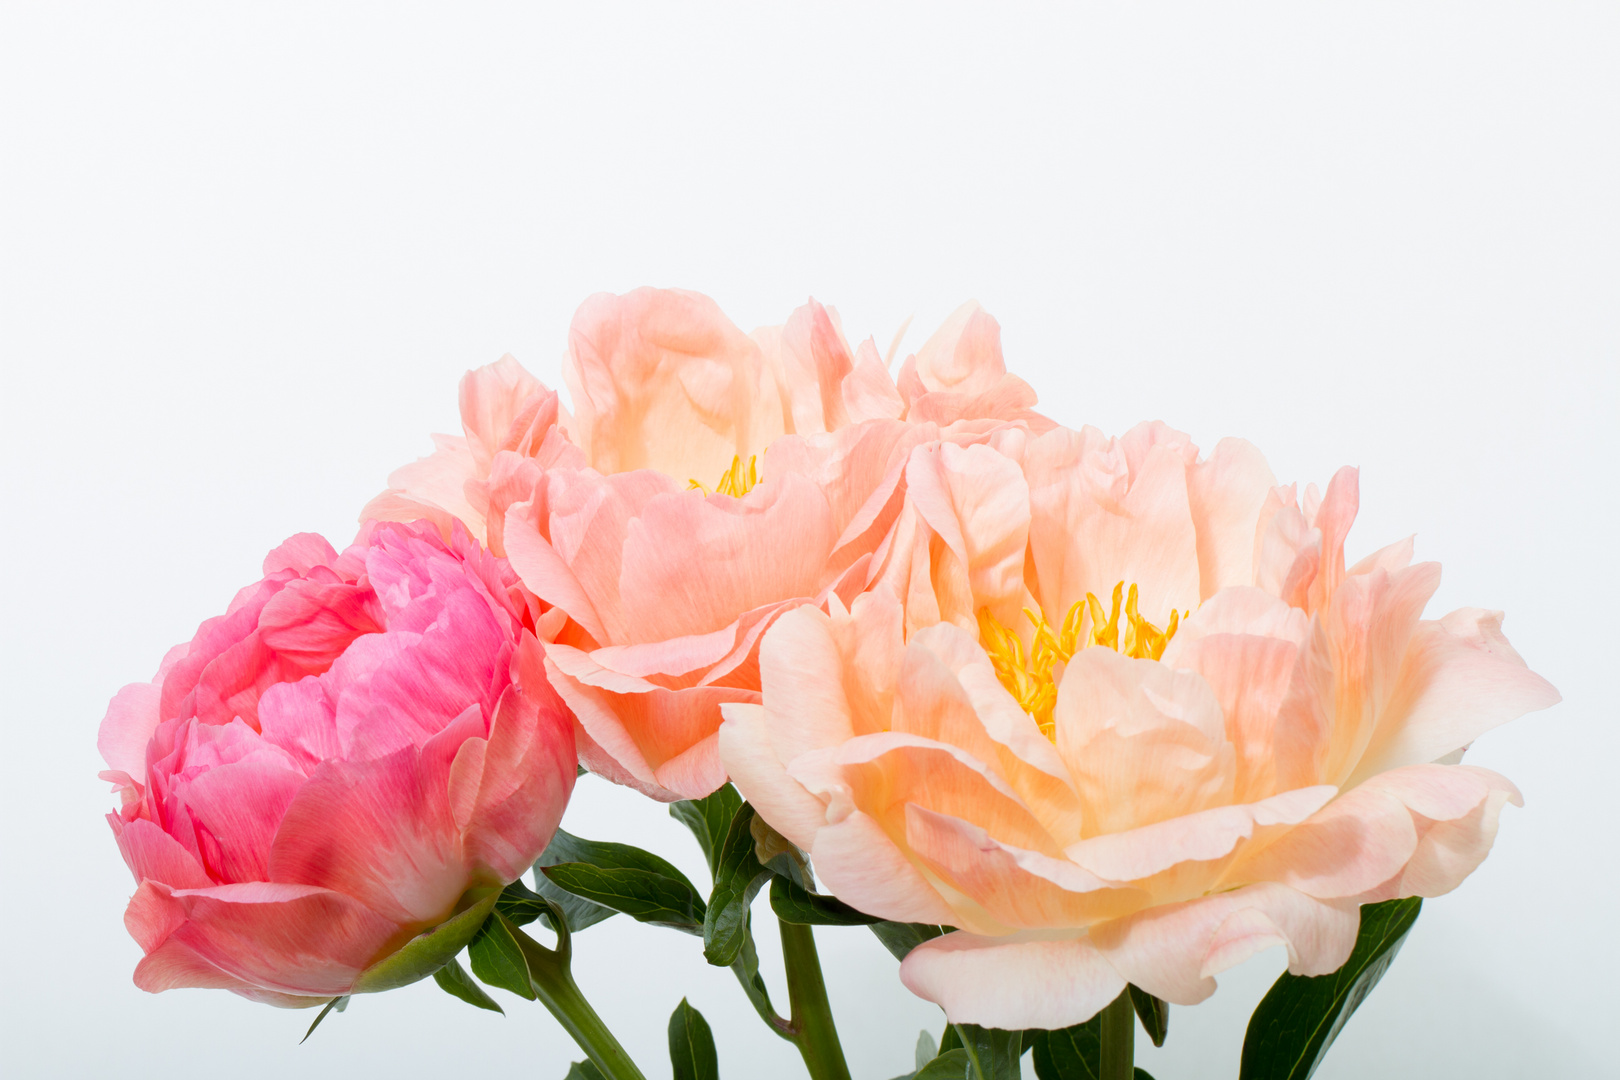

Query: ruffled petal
[900,931,1126,1030]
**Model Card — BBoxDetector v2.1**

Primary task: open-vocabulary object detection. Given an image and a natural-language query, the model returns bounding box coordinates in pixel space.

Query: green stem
[778,919,852,1080]
[1098,988,1135,1080]
[511,923,648,1080]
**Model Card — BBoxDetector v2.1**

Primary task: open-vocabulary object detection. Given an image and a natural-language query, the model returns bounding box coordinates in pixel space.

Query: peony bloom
[719,421,1559,1029]
[99,521,575,1006]
[365,288,1046,801]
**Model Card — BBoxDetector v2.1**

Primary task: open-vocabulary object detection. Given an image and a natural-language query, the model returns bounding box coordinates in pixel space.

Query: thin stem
[511,921,648,1080]
[778,919,852,1080]
[1098,988,1136,1080]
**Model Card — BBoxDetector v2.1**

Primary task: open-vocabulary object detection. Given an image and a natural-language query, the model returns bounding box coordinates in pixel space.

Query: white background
[2,4,1615,1078]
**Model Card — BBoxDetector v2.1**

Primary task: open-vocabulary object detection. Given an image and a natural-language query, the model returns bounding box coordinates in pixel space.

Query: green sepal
[468,910,536,1000]
[433,956,504,1014]
[769,875,883,926]
[702,804,772,966]
[869,920,950,961]
[1128,984,1169,1048]
[667,997,720,1080]
[670,784,744,879]
[350,887,501,994]
[1239,897,1422,1080]
[540,829,706,933]
[299,995,348,1043]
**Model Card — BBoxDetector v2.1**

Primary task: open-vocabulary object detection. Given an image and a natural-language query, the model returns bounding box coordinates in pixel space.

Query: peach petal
[718,702,829,851]
[899,931,1126,1029]
[1090,882,1359,1005]
[808,809,958,925]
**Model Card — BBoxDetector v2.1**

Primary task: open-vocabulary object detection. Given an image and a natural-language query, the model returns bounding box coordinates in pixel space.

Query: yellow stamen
[688,454,759,498]
[979,581,1190,740]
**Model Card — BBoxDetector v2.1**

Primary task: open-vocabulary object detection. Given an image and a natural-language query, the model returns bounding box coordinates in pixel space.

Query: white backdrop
[2,4,1615,1078]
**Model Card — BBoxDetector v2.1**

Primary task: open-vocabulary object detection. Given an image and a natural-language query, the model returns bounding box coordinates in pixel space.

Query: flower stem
[778,919,852,1080]
[1098,988,1135,1080]
[511,921,648,1080]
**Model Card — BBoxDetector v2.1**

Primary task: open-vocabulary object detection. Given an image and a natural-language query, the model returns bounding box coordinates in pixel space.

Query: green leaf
[433,956,504,1014]
[538,829,706,933]
[1240,897,1422,1080]
[542,862,707,933]
[916,1029,940,1069]
[953,1024,1023,1080]
[299,995,348,1043]
[769,875,884,926]
[912,1049,972,1079]
[702,804,772,966]
[869,920,951,961]
[495,876,553,929]
[1128,985,1169,1048]
[668,998,721,1080]
[728,916,790,1038]
[564,1061,608,1080]
[1027,1017,1100,1080]
[350,887,500,994]
[670,784,744,879]
[533,829,620,933]
[467,912,536,1000]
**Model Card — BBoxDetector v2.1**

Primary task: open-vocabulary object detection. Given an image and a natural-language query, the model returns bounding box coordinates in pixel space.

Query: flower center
[978,582,1187,739]
[688,454,759,497]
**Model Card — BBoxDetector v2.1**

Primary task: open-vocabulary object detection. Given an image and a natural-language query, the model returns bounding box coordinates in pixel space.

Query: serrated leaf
[769,875,884,926]
[564,1061,607,1080]
[668,998,720,1080]
[1240,897,1421,1080]
[299,995,348,1043]
[912,1049,972,1079]
[869,920,951,961]
[532,828,626,933]
[702,804,772,966]
[433,956,504,1014]
[953,1024,1023,1080]
[468,912,536,1000]
[670,784,744,879]
[350,888,500,994]
[1128,985,1168,1048]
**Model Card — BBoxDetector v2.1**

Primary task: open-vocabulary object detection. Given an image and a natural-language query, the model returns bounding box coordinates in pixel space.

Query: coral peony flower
[720,421,1559,1029]
[99,522,575,1006]
[365,288,1045,800]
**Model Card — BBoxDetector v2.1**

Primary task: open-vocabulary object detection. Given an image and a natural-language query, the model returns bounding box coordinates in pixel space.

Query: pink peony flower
[99,521,575,1006]
[365,288,1046,800]
[719,421,1559,1029]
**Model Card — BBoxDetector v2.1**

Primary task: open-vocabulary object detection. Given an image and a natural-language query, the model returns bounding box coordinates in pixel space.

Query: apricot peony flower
[99,522,575,1006]
[719,422,1558,1029]
[365,288,1046,800]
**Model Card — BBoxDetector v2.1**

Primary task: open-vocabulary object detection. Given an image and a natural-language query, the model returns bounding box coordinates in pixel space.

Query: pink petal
[99,679,163,778]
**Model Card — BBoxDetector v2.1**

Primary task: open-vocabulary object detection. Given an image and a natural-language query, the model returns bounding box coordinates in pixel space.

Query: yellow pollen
[688,454,759,498]
[978,582,1189,741]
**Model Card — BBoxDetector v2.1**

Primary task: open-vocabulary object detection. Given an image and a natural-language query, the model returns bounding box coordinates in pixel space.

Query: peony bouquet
[100,288,1558,1080]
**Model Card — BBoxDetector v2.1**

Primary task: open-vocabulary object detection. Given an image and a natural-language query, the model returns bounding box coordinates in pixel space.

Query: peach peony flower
[99,522,575,1006]
[365,288,1046,800]
[719,421,1559,1029]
